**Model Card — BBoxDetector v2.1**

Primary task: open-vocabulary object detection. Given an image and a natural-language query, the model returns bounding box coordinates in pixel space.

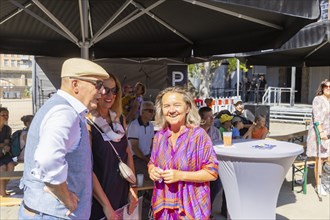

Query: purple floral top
[148,126,219,219]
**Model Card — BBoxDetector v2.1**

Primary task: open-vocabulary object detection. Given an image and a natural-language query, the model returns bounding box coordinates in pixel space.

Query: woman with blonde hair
[148,87,218,219]
[88,74,138,219]
[243,115,268,139]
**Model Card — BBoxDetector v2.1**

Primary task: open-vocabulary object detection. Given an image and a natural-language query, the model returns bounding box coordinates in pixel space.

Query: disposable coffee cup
[223,131,232,147]
[137,174,144,187]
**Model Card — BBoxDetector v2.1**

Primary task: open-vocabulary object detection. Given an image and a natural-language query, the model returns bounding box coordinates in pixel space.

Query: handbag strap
[86,117,123,163]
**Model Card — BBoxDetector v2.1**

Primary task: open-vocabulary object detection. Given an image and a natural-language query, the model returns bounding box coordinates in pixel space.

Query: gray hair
[154,87,201,129]
[140,101,154,115]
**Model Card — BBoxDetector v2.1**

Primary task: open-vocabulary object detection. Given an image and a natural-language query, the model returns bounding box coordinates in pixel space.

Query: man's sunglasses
[104,86,118,96]
[70,77,104,90]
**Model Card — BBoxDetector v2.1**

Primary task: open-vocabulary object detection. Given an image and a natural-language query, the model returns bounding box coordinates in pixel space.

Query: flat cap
[61,58,109,79]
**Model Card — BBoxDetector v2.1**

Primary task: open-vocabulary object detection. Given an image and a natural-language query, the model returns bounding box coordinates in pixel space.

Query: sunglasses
[70,77,104,90]
[104,86,118,96]
[322,84,330,89]
[143,109,155,113]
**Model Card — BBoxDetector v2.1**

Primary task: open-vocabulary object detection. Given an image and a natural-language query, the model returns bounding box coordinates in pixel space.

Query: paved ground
[1,99,329,219]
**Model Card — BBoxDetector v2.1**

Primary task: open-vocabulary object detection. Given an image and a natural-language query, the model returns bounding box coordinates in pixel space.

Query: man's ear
[72,80,79,94]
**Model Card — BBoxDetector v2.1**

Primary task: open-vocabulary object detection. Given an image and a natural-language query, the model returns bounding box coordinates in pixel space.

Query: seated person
[198,107,222,143]
[219,114,233,139]
[127,101,155,180]
[232,98,254,136]
[232,116,244,139]
[198,107,224,216]
[243,115,269,139]
[214,109,231,129]
[18,115,34,162]
[0,107,14,197]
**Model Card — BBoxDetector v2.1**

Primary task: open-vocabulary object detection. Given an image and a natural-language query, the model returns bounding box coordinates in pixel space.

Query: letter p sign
[172,71,184,86]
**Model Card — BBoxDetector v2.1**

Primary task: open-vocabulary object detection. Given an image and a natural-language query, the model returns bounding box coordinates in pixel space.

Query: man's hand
[44,183,79,216]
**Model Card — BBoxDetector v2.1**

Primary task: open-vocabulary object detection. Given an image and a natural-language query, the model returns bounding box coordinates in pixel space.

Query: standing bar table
[214,139,303,220]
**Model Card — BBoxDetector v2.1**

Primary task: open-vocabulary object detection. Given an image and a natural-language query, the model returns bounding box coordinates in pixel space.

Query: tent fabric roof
[242,20,330,67]
[0,0,320,59]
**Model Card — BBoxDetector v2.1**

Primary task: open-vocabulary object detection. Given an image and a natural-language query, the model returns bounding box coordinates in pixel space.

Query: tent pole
[80,0,89,59]
[290,67,296,107]
[81,44,89,59]
[236,58,240,97]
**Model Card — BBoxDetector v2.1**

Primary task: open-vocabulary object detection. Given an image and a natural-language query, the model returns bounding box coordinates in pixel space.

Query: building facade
[0,54,33,98]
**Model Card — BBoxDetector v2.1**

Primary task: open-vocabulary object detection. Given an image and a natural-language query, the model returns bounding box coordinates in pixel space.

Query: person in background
[88,75,138,219]
[148,87,218,219]
[19,58,109,219]
[258,75,268,103]
[198,107,221,144]
[214,109,231,129]
[243,115,268,139]
[232,116,244,139]
[250,75,258,102]
[219,114,233,139]
[126,82,146,124]
[204,98,214,109]
[232,98,254,136]
[122,84,134,119]
[198,106,225,218]
[0,107,13,197]
[307,79,330,196]
[128,101,155,179]
[18,115,34,162]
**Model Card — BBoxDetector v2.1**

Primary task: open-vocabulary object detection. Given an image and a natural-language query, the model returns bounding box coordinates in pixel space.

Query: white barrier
[195,96,240,113]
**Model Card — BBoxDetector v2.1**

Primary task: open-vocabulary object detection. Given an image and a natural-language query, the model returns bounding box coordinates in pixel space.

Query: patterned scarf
[91,110,125,142]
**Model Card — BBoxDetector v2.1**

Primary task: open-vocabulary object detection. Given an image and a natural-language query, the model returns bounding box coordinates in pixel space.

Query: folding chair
[291,155,315,194]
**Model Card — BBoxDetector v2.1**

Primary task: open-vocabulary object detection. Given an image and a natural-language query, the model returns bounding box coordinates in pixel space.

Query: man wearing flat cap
[19,58,109,219]
[232,97,255,136]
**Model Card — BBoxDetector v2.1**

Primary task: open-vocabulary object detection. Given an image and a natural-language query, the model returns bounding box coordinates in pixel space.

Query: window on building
[4,59,9,66]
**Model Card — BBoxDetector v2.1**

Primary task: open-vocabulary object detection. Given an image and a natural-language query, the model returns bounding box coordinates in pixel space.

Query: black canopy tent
[242,20,330,67]
[0,0,320,59]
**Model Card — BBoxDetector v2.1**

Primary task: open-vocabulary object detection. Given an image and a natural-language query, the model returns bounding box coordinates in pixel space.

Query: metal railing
[262,87,296,106]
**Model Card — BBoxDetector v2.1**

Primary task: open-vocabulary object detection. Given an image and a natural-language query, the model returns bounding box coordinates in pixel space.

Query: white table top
[214,139,304,159]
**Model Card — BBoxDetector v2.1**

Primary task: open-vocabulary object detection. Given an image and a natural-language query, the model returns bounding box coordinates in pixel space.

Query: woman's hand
[320,132,328,140]
[103,205,117,220]
[128,188,138,215]
[149,166,163,182]
[161,169,182,184]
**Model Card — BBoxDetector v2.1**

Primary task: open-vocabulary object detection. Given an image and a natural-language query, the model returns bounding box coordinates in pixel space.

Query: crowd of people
[0,57,328,219]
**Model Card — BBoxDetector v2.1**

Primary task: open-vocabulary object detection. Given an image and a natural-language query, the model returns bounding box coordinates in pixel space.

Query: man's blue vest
[20,94,92,219]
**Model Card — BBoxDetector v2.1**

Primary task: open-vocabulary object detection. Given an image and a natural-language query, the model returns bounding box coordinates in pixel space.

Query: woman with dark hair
[0,107,13,196]
[307,79,330,196]
[148,87,218,219]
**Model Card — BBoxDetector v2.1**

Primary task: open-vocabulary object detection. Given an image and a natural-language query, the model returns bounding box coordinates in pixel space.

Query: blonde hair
[154,87,200,129]
[107,73,123,119]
